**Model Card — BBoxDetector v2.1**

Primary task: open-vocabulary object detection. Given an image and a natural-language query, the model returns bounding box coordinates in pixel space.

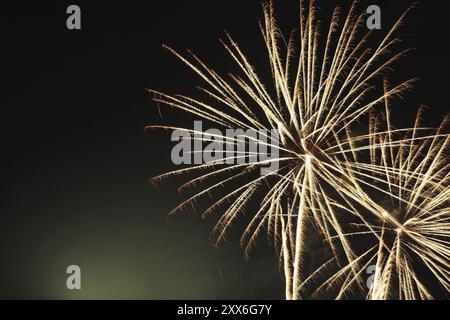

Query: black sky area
[1,0,449,299]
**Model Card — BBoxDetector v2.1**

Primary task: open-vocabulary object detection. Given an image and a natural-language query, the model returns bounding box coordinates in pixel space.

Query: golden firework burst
[318,104,449,300]
[147,0,448,299]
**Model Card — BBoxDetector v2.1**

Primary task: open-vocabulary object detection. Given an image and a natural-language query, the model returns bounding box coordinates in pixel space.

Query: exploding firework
[367,113,449,300]
[148,0,448,299]
[316,104,449,299]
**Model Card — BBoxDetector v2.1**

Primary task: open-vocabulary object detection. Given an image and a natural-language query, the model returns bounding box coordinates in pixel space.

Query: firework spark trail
[148,0,448,299]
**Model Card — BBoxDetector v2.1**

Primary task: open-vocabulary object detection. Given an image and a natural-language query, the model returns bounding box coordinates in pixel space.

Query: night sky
[2,0,449,299]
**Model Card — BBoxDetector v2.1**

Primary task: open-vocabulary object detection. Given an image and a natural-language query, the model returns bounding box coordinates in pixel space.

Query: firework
[316,104,449,299]
[148,0,447,299]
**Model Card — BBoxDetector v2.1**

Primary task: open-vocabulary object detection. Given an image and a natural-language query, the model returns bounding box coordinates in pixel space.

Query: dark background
[1,0,448,299]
